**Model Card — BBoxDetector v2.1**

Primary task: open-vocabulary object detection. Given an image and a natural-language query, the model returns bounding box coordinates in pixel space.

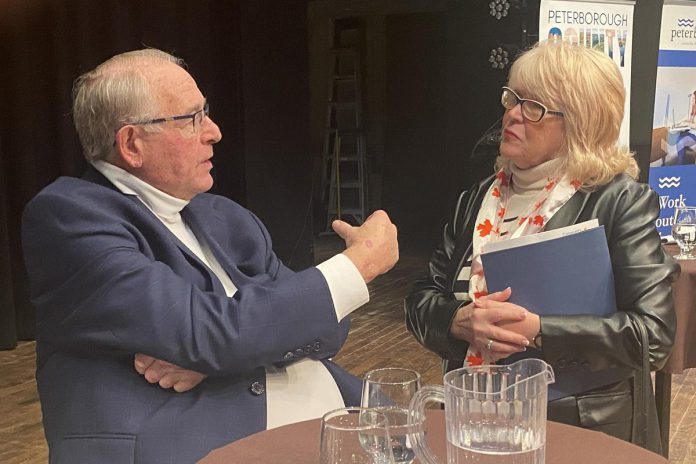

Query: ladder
[321,20,367,232]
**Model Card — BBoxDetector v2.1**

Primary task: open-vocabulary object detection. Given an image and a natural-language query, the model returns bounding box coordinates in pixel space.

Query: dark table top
[199,410,668,464]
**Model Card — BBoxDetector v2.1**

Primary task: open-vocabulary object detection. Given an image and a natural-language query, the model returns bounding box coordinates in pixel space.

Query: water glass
[320,407,395,464]
[673,206,696,259]
[361,368,422,464]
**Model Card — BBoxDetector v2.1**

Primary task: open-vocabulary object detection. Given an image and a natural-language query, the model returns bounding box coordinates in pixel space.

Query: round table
[198,410,668,464]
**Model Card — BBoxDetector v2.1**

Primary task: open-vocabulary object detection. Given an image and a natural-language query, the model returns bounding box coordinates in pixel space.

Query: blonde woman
[406,41,678,453]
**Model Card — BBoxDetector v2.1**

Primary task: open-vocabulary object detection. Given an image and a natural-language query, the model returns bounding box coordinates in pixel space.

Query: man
[22,49,398,463]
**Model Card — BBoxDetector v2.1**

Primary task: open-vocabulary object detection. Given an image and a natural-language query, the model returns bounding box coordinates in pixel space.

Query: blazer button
[294,348,304,358]
[304,345,313,355]
[556,358,567,369]
[581,361,590,370]
[249,381,265,396]
[569,360,579,369]
[283,351,294,361]
[313,341,321,352]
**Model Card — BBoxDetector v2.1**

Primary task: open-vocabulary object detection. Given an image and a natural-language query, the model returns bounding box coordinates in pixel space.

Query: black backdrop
[0,0,313,348]
[0,0,663,349]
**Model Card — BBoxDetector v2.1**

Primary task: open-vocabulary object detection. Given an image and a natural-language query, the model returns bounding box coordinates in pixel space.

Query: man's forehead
[142,61,189,88]
[143,62,202,110]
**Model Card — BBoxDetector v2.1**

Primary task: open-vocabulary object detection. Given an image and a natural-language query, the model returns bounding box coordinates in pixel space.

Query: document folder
[482,224,621,400]
[481,225,616,317]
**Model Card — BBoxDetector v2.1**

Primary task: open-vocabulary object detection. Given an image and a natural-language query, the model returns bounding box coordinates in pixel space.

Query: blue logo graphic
[658,176,681,188]
[676,18,695,27]
[649,165,696,237]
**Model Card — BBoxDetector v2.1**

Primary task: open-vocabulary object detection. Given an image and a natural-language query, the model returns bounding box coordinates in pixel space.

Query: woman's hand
[480,290,541,343]
[449,288,530,361]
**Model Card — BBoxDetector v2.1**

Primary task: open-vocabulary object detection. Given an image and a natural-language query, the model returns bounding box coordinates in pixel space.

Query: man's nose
[202,117,223,144]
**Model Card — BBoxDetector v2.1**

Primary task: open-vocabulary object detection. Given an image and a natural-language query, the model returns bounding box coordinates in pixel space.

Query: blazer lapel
[181,201,247,287]
[83,167,228,294]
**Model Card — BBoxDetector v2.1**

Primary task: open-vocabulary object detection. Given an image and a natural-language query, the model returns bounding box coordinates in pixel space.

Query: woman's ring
[486,339,494,350]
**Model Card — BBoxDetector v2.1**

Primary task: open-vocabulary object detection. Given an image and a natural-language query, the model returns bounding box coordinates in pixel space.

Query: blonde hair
[72,49,184,162]
[496,40,638,188]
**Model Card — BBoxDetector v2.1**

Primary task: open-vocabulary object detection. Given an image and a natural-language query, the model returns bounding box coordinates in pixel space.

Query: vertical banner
[648,0,696,237]
[539,0,635,148]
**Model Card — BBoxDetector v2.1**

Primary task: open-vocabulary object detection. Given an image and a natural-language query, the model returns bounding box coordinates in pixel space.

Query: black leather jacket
[405,173,679,453]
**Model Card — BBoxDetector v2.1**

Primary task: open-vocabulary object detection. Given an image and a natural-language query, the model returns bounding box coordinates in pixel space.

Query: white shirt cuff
[316,253,369,322]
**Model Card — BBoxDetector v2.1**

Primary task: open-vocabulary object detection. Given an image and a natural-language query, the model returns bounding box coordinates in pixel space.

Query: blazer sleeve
[405,189,474,361]
[22,186,346,376]
[540,181,679,373]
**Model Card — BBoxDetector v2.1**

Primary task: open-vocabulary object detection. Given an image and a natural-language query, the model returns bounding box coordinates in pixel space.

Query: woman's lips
[503,129,520,141]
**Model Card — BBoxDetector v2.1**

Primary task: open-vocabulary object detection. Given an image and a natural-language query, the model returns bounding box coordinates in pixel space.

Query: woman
[405,41,678,453]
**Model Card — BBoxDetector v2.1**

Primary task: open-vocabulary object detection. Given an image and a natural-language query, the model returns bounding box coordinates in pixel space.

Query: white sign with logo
[648,0,696,237]
[539,0,635,147]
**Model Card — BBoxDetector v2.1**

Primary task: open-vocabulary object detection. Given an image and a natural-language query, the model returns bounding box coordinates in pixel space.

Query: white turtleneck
[92,160,369,429]
[499,158,565,237]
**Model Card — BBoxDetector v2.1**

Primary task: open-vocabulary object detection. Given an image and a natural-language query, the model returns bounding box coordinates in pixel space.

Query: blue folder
[482,226,623,400]
[481,226,616,317]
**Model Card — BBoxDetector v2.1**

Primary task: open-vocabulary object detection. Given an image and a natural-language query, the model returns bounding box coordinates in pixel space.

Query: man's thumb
[332,219,352,239]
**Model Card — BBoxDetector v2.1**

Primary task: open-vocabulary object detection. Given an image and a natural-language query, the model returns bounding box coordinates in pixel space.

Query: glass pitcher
[408,358,554,464]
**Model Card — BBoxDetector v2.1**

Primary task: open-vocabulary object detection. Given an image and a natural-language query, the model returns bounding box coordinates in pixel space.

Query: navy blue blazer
[22,168,361,464]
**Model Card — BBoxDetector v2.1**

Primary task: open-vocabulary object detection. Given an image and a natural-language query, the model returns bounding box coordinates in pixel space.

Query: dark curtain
[0,0,312,349]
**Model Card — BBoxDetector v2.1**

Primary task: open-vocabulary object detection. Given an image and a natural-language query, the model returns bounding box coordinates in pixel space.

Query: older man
[22,49,398,463]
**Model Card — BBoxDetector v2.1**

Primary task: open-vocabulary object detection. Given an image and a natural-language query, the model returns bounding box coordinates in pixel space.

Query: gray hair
[72,48,185,162]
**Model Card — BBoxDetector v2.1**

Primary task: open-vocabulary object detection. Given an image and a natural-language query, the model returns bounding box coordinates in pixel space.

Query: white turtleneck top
[92,160,369,429]
[499,158,565,237]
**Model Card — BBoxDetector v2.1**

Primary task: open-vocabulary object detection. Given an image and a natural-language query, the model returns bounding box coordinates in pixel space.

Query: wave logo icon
[658,176,681,188]
[676,18,695,27]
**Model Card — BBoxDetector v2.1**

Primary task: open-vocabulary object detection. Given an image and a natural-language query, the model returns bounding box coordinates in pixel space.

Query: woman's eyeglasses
[501,87,564,123]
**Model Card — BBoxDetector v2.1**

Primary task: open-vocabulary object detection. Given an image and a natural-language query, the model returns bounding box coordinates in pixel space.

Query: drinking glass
[320,407,395,464]
[361,368,422,464]
[672,206,696,260]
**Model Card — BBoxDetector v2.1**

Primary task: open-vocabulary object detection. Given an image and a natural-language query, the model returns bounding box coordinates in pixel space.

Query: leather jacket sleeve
[404,179,490,361]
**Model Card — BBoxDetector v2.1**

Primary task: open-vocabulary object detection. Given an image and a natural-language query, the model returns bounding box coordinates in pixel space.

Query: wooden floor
[1,244,696,463]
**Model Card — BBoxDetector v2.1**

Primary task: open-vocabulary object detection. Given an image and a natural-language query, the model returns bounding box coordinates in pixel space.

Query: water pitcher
[408,358,554,464]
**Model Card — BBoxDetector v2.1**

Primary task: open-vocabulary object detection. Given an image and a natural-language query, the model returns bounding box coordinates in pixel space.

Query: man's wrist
[341,248,377,283]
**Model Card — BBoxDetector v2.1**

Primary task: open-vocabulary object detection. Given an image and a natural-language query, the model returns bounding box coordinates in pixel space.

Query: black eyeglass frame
[130,101,209,128]
[501,87,564,123]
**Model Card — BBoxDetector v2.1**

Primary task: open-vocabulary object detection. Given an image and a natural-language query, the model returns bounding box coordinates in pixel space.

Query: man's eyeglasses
[501,87,564,123]
[131,101,209,129]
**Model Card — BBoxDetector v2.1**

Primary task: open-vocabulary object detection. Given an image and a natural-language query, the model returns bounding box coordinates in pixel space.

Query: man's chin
[200,176,214,193]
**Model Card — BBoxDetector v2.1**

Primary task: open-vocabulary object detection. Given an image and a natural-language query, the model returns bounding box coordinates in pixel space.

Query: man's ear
[114,125,145,169]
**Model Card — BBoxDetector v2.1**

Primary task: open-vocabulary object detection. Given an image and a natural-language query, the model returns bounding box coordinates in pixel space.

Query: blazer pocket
[52,433,136,464]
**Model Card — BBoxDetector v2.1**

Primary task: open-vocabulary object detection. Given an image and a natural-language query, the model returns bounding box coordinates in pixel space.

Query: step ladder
[321,20,368,232]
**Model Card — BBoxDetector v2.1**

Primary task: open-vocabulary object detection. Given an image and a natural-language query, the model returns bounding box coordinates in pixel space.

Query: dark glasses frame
[501,87,563,123]
[131,101,209,128]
